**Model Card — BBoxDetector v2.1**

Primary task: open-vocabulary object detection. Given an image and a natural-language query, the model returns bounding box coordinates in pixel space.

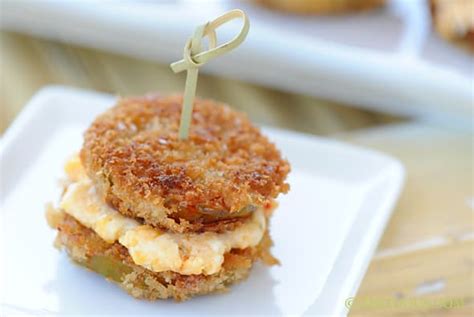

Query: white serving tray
[1,0,472,127]
[0,86,404,316]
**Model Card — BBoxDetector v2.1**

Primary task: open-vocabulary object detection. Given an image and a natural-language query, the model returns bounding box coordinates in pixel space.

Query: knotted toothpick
[170,9,250,140]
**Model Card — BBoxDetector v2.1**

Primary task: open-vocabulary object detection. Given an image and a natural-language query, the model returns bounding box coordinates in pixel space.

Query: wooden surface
[1,31,472,316]
[338,124,474,317]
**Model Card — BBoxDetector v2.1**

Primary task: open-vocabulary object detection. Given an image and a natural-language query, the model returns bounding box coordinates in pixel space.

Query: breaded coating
[55,214,278,301]
[430,0,474,51]
[256,0,385,15]
[81,95,290,233]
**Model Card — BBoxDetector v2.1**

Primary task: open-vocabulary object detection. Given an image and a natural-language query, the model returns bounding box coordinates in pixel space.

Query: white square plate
[1,0,472,125]
[0,86,404,316]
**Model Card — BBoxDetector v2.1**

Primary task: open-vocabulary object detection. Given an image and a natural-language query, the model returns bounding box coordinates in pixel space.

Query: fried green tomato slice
[81,95,290,233]
[54,214,277,301]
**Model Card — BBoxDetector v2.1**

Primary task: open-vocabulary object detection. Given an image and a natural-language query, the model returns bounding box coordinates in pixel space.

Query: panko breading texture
[81,95,290,233]
[55,214,277,301]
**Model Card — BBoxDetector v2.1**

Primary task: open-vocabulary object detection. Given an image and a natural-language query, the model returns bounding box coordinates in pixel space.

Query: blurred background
[0,0,472,316]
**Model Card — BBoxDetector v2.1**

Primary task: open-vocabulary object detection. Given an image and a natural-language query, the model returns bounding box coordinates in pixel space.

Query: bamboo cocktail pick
[170,9,250,140]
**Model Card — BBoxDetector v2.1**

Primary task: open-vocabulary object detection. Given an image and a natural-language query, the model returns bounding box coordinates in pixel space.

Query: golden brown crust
[430,0,474,51]
[255,0,385,15]
[55,214,277,301]
[81,95,290,233]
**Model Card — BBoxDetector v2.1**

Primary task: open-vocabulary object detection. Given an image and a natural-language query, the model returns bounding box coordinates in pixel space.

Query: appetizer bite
[46,95,290,300]
[256,0,385,15]
[430,0,474,52]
